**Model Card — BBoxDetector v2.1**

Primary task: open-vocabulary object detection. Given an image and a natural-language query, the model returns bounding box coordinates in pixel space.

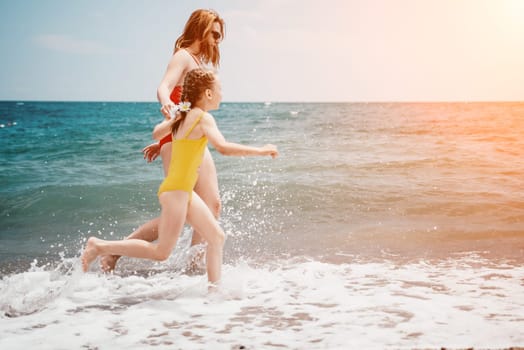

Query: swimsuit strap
[184,48,203,67]
[182,112,205,139]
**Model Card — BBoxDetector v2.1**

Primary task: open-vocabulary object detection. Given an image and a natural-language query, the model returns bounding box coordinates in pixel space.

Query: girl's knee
[208,228,225,247]
[194,189,221,218]
[210,198,221,218]
[202,195,221,218]
[152,246,171,261]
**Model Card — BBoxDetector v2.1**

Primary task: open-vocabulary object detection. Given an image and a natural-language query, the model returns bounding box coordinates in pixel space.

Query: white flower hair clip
[169,101,192,119]
[178,101,191,112]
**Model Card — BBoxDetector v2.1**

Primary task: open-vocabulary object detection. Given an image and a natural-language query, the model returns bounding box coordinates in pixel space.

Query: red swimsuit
[159,85,182,148]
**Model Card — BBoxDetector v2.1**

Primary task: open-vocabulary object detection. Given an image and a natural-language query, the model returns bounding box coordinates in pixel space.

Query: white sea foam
[1,255,523,349]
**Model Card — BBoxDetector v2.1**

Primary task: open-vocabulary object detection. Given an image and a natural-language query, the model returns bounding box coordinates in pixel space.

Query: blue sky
[1,0,523,102]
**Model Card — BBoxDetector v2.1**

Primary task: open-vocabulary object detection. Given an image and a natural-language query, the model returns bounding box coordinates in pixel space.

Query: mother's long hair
[174,9,225,67]
[172,68,215,135]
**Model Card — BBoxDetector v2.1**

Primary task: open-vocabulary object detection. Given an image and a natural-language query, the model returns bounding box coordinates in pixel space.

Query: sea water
[0,101,523,348]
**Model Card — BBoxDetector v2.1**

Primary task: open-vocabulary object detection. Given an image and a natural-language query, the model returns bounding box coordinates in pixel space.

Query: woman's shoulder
[170,48,193,65]
[174,48,195,60]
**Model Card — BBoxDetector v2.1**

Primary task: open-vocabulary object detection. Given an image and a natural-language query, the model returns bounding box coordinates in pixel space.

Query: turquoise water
[1,101,523,273]
[1,101,523,348]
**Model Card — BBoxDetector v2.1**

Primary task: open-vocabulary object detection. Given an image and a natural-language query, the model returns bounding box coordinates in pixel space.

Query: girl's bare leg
[100,142,173,272]
[185,149,221,273]
[99,218,160,272]
[100,147,220,272]
[162,145,222,248]
[82,191,188,272]
[185,192,225,284]
[192,148,221,245]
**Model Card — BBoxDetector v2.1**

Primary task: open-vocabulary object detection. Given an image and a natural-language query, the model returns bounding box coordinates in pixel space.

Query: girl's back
[173,109,205,140]
[158,110,208,197]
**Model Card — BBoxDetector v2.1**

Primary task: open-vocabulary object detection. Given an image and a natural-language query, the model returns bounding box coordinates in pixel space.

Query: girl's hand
[160,103,176,120]
[142,142,161,162]
[262,144,279,159]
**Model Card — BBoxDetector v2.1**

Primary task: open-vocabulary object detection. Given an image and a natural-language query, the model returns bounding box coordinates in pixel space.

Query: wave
[0,256,522,349]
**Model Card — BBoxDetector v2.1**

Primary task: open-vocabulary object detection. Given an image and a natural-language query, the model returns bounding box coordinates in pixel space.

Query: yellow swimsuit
[157,113,208,201]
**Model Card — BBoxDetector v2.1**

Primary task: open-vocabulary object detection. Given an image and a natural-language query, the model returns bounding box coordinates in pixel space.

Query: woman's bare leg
[82,191,188,272]
[160,142,172,177]
[185,192,225,284]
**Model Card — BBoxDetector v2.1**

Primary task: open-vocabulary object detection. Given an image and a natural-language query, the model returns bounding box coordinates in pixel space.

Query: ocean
[0,101,523,349]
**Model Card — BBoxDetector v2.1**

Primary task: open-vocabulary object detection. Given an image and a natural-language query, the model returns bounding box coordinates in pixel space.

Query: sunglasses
[211,30,222,41]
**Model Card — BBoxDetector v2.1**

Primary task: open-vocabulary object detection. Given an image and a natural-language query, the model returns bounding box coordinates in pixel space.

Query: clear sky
[1,0,523,102]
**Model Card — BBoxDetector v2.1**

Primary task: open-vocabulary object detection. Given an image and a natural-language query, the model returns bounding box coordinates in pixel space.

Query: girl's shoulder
[200,111,215,123]
[184,109,202,121]
[184,109,209,126]
[174,110,204,139]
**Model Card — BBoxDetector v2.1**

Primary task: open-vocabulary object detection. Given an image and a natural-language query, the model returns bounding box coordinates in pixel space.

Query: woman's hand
[160,103,176,120]
[262,144,279,159]
[142,142,161,162]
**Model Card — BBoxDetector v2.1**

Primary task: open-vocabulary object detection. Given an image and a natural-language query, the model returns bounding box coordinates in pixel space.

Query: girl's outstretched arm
[200,113,278,158]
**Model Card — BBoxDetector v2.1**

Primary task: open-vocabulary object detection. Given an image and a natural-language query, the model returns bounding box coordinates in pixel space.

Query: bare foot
[100,255,120,273]
[186,247,206,275]
[81,237,101,272]
[207,281,221,294]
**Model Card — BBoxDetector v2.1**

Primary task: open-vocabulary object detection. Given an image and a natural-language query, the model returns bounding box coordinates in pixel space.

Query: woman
[100,9,225,272]
[82,68,279,285]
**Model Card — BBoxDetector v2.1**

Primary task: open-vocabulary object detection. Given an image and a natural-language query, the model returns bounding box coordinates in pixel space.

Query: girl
[82,68,278,284]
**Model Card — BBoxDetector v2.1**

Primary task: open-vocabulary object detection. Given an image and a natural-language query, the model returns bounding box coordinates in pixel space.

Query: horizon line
[1,99,523,104]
